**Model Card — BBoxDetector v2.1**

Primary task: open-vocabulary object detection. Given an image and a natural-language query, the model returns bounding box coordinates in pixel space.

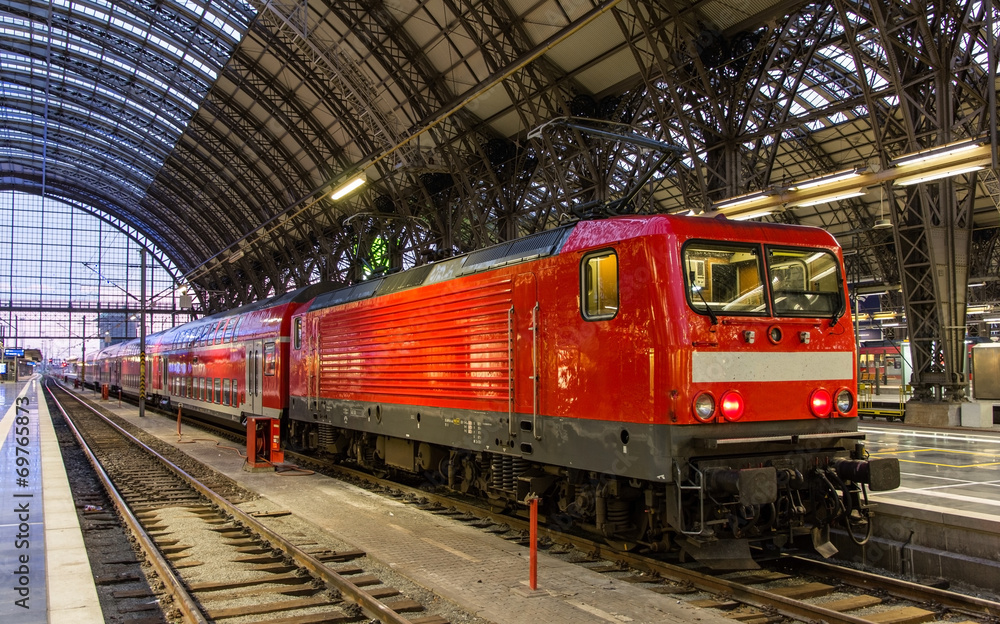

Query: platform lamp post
[139,248,146,418]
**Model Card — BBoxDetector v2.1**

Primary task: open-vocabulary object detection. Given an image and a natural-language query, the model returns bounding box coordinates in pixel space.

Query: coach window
[215,378,222,403]
[264,342,277,375]
[232,379,239,405]
[581,251,619,320]
[223,379,231,405]
[215,320,228,345]
[293,318,302,350]
[223,317,237,342]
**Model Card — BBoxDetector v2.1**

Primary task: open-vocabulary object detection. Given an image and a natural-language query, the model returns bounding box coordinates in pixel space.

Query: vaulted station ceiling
[2,0,998,323]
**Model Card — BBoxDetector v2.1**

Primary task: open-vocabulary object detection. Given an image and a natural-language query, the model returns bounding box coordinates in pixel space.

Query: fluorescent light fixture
[969,282,985,288]
[712,190,773,212]
[894,164,985,186]
[730,207,775,221]
[788,167,866,191]
[790,188,866,207]
[891,137,984,167]
[872,312,897,320]
[331,174,367,200]
[985,317,1000,323]
[967,305,991,314]
[881,322,901,327]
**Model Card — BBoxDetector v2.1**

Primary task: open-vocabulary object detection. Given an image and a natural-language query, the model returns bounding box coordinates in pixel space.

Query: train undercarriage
[288,420,899,568]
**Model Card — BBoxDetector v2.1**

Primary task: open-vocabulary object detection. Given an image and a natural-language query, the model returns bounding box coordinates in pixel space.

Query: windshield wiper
[689,271,718,325]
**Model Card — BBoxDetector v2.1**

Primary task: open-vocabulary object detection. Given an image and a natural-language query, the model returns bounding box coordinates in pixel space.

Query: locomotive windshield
[767,248,842,317]
[683,243,767,315]
[683,242,843,318]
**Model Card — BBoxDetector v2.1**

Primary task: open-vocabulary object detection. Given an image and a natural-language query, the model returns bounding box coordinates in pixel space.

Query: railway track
[308,464,1000,624]
[67,383,1000,624]
[47,381,450,624]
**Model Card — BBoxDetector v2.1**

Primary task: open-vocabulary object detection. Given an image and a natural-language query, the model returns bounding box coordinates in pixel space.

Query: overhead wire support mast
[528,116,687,216]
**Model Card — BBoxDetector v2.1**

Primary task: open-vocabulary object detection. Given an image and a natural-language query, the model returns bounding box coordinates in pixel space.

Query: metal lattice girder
[870,0,995,402]
[5,0,1000,318]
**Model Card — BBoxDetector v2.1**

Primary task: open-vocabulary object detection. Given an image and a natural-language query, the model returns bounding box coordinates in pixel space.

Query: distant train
[858,340,912,396]
[80,214,899,566]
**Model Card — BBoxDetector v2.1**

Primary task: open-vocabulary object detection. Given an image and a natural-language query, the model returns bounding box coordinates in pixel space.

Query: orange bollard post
[529,496,540,590]
[118,389,122,407]
[176,404,183,439]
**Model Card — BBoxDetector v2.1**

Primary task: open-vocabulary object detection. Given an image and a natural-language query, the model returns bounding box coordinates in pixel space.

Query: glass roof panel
[0,0,254,227]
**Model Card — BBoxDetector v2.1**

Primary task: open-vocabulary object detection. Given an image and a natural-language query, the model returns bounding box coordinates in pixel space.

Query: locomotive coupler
[830,457,900,491]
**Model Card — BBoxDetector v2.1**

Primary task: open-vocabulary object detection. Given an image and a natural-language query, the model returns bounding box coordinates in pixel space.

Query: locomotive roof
[307,213,840,313]
[308,224,574,312]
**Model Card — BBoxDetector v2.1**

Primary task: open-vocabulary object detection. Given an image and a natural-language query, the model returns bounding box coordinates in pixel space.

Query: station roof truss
[1,0,999,314]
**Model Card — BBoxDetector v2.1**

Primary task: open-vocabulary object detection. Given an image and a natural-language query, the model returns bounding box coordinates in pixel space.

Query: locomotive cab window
[293,318,302,350]
[767,247,843,318]
[683,242,766,316]
[581,251,619,320]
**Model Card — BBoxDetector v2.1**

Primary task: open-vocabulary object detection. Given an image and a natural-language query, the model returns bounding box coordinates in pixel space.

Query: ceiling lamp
[789,188,866,207]
[730,207,775,221]
[788,167,867,191]
[873,185,891,228]
[894,164,986,186]
[711,189,774,213]
[891,137,984,167]
[331,174,367,200]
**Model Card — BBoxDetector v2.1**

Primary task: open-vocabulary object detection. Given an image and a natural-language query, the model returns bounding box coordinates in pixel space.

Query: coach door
[246,340,263,414]
[514,272,541,441]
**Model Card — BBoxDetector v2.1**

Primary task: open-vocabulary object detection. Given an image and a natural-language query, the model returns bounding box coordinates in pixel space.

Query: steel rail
[783,555,1000,617]
[45,381,209,624]
[303,459,999,624]
[52,383,414,624]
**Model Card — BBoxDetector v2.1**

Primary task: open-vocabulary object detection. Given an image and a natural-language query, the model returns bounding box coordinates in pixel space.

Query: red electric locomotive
[284,213,899,565]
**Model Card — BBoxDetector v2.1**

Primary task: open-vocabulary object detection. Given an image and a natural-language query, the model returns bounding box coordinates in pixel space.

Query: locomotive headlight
[810,388,833,417]
[693,392,716,421]
[720,390,745,421]
[836,388,854,415]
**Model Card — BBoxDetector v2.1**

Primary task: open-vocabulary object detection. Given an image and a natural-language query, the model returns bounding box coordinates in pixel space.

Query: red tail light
[810,388,833,417]
[720,390,745,421]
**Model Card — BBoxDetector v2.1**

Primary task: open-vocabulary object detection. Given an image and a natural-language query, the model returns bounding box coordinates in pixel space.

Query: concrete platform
[839,424,1000,593]
[77,387,737,624]
[0,377,102,622]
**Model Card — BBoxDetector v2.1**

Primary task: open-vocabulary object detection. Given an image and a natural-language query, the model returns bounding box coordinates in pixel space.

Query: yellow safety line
[872,447,1000,458]
[869,447,1000,468]
[891,459,1000,468]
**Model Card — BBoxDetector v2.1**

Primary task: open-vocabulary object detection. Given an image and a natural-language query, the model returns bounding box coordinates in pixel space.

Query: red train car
[285,214,899,564]
[88,285,332,443]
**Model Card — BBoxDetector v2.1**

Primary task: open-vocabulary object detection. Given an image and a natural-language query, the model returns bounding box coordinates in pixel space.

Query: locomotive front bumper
[830,457,901,491]
[702,456,900,505]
